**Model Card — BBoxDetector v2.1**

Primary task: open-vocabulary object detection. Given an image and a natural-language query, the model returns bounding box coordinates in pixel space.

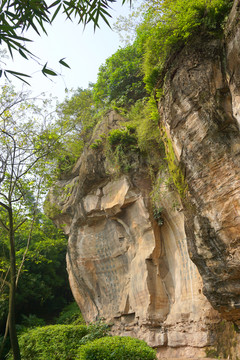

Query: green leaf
[48,0,61,8]
[42,64,58,77]
[59,58,71,69]
[5,70,31,78]
[19,48,28,59]
[51,3,62,23]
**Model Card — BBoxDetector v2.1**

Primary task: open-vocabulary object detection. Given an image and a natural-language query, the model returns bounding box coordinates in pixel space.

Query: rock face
[47,1,240,358]
[159,0,240,323]
[48,111,220,358]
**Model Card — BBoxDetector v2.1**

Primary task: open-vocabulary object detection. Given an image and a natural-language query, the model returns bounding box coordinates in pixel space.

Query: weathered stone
[159,0,240,323]
[48,110,220,357]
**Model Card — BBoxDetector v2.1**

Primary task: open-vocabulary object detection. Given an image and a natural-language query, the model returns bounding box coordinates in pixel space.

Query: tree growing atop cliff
[0,84,65,360]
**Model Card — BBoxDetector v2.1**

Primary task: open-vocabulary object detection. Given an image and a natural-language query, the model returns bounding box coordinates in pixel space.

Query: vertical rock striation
[159,0,240,322]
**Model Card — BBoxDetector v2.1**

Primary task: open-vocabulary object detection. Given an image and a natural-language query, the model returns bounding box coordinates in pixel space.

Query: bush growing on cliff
[116,0,233,93]
[106,126,139,173]
[140,0,233,92]
[77,336,157,360]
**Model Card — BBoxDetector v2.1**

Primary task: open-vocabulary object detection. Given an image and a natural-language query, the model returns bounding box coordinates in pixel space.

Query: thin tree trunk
[0,314,9,360]
[8,206,21,360]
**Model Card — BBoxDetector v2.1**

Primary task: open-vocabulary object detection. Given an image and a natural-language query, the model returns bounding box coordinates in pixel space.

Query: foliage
[125,98,164,162]
[107,127,138,149]
[0,0,131,82]
[56,302,85,325]
[161,126,187,198]
[135,0,233,92]
[77,336,157,360]
[106,126,139,173]
[90,139,103,150]
[0,84,75,359]
[7,325,89,360]
[78,320,110,346]
[19,314,45,330]
[53,87,98,177]
[7,321,110,360]
[153,206,164,226]
[0,213,71,326]
[93,44,147,108]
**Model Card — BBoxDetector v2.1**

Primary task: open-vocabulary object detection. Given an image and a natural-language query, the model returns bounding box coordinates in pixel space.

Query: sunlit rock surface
[47,111,219,358]
[158,0,240,324]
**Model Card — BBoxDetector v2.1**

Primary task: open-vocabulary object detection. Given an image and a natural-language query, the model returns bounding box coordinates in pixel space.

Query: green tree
[0,0,131,82]
[93,43,147,108]
[54,87,98,176]
[0,84,65,360]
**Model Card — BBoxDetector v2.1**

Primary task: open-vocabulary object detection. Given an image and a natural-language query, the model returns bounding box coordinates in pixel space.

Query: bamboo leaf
[51,3,62,23]
[19,49,28,59]
[59,58,71,69]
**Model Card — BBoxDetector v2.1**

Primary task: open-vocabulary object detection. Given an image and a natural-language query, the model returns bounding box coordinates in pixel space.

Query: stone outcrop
[47,1,240,358]
[47,111,220,358]
[159,0,240,323]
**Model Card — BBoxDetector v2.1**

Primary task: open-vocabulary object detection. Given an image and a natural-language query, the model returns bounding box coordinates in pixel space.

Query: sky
[3,1,137,102]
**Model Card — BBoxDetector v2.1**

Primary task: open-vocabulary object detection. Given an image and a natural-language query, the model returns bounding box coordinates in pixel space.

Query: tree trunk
[8,206,21,360]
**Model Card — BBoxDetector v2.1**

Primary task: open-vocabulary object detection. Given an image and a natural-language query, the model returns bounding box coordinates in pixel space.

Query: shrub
[77,336,157,360]
[106,127,139,174]
[107,128,138,149]
[78,321,110,346]
[56,302,85,325]
[9,325,89,360]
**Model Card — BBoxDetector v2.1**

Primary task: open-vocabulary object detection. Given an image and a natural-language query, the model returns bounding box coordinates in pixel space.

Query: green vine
[161,126,188,198]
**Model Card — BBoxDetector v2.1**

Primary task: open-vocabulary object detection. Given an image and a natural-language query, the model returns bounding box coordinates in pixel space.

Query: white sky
[3,1,136,102]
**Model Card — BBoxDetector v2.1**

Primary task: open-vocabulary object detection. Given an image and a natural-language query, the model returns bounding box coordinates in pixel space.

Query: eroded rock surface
[159,0,240,322]
[47,111,219,358]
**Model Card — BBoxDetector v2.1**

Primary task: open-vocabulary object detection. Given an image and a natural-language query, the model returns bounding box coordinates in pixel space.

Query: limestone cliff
[46,1,240,358]
[158,0,240,323]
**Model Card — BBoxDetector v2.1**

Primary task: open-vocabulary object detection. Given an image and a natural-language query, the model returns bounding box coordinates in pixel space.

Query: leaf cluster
[93,44,147,109]
[53,87,98,177]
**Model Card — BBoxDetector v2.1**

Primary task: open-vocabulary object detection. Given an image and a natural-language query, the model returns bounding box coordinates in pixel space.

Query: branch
[0,217,9,232]
[0,200,10,211]
[0,191,9,202]
[0,267,10,292]
[0,276,10,288]
[16,177,42,287]
[14,218,27,232]
[0,313,9,359]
